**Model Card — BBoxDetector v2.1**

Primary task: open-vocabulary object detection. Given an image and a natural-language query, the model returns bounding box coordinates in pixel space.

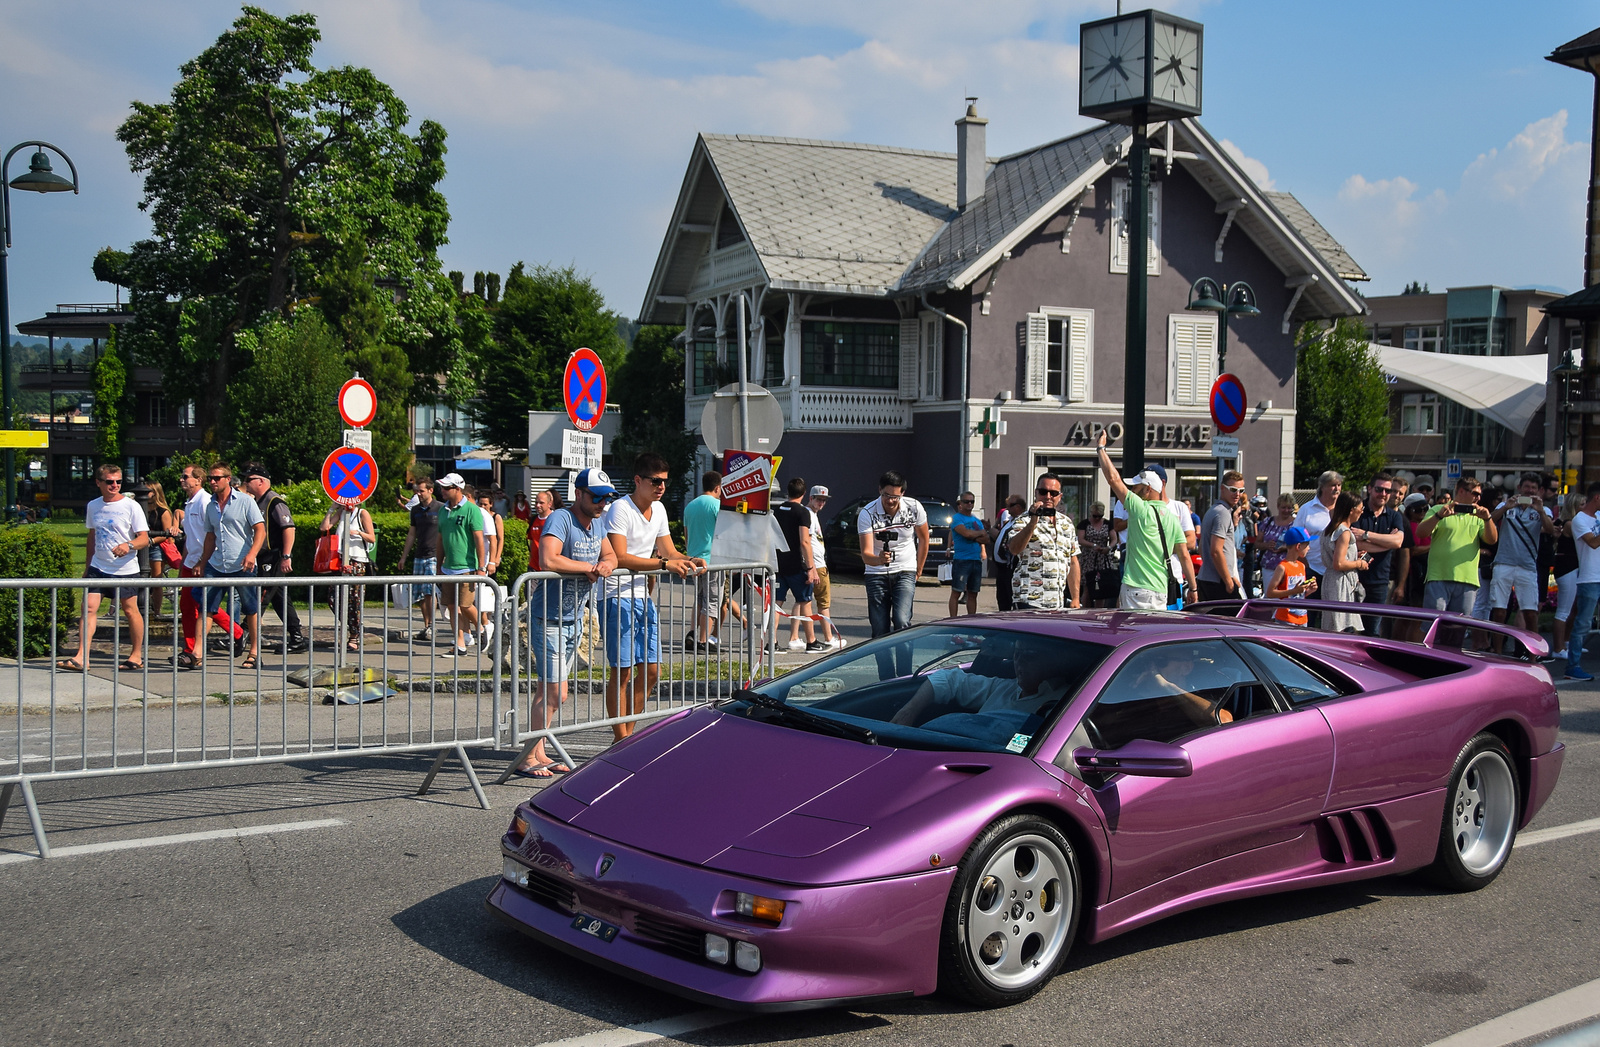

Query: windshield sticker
[1007,734,1031,753]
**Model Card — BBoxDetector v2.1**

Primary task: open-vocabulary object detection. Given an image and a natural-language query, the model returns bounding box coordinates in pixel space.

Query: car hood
[532,706,1065,883]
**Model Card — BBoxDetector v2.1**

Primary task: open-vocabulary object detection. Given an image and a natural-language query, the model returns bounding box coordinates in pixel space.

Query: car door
[1079,638,1336,901]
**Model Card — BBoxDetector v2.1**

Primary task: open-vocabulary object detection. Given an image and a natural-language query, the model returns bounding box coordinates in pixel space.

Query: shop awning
[1374,344,1548,434]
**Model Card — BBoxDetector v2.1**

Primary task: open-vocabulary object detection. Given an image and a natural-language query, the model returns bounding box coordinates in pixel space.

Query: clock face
[1151,19,1201,111]
[1080,16,1148,111]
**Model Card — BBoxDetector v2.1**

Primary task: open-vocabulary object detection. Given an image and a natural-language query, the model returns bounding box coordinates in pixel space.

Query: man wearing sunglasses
[1198,470,1246,602]
[602,453,704,740]
[59,464,150,672]
[1007,474,1080,611]
[195,463,266,669]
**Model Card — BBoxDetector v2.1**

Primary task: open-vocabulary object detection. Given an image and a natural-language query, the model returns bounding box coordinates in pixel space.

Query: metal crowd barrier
[499,563,777,782]
[1,572,509,857]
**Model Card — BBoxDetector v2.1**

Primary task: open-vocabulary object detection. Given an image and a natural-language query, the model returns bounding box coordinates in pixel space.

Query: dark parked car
[821,496,956,574]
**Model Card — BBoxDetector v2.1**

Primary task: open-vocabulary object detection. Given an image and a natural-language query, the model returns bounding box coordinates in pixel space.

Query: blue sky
[2,0,1596,334]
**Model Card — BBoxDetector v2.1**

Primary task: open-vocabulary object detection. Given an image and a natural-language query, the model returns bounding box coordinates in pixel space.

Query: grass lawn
[41,520,88,574]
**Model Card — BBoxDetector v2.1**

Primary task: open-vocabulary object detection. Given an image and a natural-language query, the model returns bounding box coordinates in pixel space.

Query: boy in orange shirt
[1267,525,1318,625]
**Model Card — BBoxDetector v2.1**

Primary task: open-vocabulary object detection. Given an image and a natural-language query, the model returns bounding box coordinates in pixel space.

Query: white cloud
[1325,111,1588,294]
[1218,138,1274,191]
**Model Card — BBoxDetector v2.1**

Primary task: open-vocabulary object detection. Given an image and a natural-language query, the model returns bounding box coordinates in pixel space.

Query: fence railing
[0,562,776,858]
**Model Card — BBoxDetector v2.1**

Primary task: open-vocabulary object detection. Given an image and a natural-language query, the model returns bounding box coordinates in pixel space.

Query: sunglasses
[208,475,230,483]
[99,478,122,485]
[1036,489,1062,498]
[1223,485,1246,494]
[639,475,668,487]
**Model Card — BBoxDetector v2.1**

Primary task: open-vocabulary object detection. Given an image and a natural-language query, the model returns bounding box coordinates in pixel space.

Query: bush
[497,517,530,587]
[278,480,331,516]
[0,525,75,656]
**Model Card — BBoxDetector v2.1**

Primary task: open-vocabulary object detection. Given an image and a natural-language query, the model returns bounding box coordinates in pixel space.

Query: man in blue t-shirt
[683,470,722,651]
[512,467,618,778]
[949,491,987,617]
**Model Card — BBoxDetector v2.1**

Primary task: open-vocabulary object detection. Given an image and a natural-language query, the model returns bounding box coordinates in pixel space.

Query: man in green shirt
[1416,476,1498,615]
[1095,430,1195,609]
[683,470,722,650]
[435,472,486,656]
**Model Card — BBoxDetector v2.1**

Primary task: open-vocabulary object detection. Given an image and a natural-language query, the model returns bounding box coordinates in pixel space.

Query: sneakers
[805,640,831,654]
[414,627,433,644]
[786,639,806,651]
[284,633,309,654]
[1565,665,1593,681]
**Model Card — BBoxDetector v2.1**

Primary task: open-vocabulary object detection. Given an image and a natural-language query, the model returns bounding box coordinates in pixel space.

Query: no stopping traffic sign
[321,445,379,508]
[563,348,607,432]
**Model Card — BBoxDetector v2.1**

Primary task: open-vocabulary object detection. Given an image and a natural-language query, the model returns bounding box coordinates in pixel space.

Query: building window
[765,329,784,387]
[1023,309,1092,401]
[1568,324,1584,354]
[1403,325,1441,353]
[1167,314,1217,407]
[1443,400,1507,458]
[1400,393,1438,434]
[921,316,943,400]
[715,202,745,250]
[1371,327,1394,346]
[801,321,898,389]
[1110,177,1161,275]
[1446,317,1511,356]
[690,340,721,395]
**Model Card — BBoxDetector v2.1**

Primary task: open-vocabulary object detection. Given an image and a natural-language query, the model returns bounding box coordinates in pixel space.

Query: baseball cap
[575,467,617,498]
[1148,464,1169,483]
[435,472,466,490]
[1282,526,1312,545]
[1123,470,1163,492]
[1402,492,1429,510]
[809,485,830,498]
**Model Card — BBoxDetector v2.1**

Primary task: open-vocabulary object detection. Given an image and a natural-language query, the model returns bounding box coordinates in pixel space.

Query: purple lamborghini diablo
[485,605,1564,1011]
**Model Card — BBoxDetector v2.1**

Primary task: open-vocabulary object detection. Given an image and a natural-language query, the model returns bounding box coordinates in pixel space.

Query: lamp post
[1554,347,1582,493]
[2,142,79,518]
[1185,277,1261,375]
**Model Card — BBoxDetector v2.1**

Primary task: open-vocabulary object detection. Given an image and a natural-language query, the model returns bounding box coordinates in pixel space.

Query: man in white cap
[1095,430,1196,609]
[434,472,485,656]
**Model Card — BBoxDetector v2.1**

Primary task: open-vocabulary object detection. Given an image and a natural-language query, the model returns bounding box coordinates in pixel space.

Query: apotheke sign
[1060,419,1215,448]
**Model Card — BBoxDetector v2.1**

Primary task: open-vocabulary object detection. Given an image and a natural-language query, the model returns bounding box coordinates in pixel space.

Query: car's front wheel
[938,814,1081,1007]
[1425,732,1520,891]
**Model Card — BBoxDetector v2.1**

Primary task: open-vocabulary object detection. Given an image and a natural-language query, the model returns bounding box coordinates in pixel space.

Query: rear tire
[1425,732,1520,891]
[938,814,1082,1007]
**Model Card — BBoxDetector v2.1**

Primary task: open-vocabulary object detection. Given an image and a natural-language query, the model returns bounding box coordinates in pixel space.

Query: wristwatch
[659,557,668,570]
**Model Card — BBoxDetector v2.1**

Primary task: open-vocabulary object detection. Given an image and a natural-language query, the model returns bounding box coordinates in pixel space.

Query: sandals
[56,658,84,673]
[511,762,571,779]
[119,659,144,671]
[176,652,199,670]
[239,654,258,670]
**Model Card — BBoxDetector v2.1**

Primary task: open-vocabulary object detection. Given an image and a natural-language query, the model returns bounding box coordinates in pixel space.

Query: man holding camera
[1006,473,1081,610]
[1416,476,1499,616]
[1489,472,1555,637]
[857,471,929,645]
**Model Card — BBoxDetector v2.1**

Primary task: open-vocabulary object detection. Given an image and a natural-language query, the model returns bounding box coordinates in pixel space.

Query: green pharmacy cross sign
[977,407,1008,449]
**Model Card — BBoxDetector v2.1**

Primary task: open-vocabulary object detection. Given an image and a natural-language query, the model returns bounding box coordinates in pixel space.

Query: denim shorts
[774,571,814,605]
[411,556,439,599]
[202,565,260,617]
[602,596,660,668]
[949,558,984,593]
[85,564,137,602]
[533,620,580,683]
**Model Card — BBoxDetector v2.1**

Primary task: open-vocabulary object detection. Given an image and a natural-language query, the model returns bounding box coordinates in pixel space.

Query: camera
[1031,507,1057,518]
[1517,495,1533,506]
[1453,503,1476,515]
[874,528,900,543]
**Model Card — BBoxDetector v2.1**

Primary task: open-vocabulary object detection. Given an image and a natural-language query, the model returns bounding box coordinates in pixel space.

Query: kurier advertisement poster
[720,450,773,512]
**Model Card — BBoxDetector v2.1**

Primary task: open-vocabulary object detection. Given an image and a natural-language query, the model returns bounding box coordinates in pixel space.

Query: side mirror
[1072,740,1192,778]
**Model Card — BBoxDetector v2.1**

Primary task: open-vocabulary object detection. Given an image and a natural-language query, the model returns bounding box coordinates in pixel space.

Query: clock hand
[1087,63,1117,85]
[1163,59,1187,86]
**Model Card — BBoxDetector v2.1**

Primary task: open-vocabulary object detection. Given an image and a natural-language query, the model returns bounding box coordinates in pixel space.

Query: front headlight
[502,856,530,887]
[704,933,731,965]
[734,941,762,973]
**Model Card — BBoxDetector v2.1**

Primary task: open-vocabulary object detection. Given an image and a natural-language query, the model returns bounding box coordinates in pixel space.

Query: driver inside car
[1126,645,1234,728]
[891,636,1074,725]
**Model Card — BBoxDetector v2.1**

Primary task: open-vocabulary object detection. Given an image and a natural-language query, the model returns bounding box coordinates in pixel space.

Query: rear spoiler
[1189,599,1550,663]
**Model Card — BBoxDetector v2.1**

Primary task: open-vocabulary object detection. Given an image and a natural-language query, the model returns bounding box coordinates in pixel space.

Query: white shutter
[898,318,920,399]
[1024,312,1049,400]
[1067,313,1090,402]
[1195,313,1217,394]
[1171,316,1197,405]
[1110,177,1128,271]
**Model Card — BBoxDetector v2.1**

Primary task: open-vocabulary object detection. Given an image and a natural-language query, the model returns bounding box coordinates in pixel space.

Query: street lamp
[1554,346,1582,493]
[1185,277,1261,374]
[1,142,79,519]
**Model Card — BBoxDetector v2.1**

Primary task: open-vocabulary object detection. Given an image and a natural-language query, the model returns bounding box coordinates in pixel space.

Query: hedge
[0,524,74,656]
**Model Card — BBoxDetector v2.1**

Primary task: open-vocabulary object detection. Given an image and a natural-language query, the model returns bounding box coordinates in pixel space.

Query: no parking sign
[1209,373,1247,434]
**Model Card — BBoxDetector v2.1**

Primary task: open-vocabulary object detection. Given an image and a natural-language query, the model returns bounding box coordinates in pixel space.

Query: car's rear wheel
[938,814,1081,1007]
[1425,732,1520,891]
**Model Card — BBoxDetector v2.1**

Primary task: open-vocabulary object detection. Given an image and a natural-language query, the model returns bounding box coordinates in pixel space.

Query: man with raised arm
[1094,430,1195,610]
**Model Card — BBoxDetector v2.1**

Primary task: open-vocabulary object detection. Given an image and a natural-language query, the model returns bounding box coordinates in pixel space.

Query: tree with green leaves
[91,329,131,463]
[109,5,461,443]
[1295,316,1391,487]
[610,325,698,508]
[470,263,625,452]
[221,310,346,482]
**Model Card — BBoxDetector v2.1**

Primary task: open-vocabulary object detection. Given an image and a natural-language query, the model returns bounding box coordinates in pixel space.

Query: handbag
[937,561,953,583]
[313,531,343,574]
[1154,504,1183,607]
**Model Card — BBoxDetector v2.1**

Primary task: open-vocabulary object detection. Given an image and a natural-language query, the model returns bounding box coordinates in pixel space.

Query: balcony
[788,386,911,430]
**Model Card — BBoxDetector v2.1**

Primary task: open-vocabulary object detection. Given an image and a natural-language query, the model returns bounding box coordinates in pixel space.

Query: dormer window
[715,202,745,249]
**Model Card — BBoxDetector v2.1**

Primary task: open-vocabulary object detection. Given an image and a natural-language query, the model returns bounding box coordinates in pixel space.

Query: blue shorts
[950,558,984,593]
[533,620,580,683]
[411,556,438,599]
[775,571,814,605]
[85,564,137,603]
[602,596,659,669]
[202,564,260,617]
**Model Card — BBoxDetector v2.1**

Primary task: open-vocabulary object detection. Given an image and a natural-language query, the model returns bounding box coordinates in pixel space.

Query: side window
[1239,642,1344,706]
[1087,641,1258,749]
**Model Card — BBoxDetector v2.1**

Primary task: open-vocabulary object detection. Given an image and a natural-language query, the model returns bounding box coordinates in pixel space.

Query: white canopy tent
[1373,344,1549,434]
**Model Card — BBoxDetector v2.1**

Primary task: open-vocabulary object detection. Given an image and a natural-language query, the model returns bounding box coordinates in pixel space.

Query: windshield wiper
[731,689,878,745]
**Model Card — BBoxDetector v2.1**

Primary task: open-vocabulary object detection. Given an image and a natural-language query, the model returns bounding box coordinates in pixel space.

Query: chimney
[956,98,988,210]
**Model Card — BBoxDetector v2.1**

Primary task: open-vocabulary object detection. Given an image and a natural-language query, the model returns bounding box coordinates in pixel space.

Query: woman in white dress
[1320,492,1369,633]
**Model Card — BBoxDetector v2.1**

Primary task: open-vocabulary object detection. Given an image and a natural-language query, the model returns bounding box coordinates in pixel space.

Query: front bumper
[485,806,954,1011]
[1523,743,1565,828]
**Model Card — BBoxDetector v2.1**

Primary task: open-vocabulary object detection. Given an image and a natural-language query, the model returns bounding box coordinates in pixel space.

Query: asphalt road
[3,593,1599,1047]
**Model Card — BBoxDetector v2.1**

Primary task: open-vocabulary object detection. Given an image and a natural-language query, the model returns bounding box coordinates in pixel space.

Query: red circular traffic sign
[338,377,378,429]
[563,348,607,432]
[321,446,379,508]
[1209,373,1248,434]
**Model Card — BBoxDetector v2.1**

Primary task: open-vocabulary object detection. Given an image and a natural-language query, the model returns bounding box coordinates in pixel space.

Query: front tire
[938,814,1082,1007]
[1425,732,1520,891]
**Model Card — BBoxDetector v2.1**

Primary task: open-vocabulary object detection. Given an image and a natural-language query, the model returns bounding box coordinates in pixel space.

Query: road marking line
[532,1009,749,1047]
[1516,816,1600,848]
[0,817,345,866]
[1421,976,1600,1047]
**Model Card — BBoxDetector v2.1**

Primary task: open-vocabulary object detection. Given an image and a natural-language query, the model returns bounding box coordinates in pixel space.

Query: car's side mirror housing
[1072,740,1193,778]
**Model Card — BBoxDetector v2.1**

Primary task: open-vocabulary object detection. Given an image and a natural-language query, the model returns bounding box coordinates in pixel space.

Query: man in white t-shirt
[857,470,929,676]
[61,464,149,672]
[1563,482,1600,679]
[601,453,705,740]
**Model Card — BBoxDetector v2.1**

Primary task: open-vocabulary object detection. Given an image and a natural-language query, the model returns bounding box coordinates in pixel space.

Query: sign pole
[736,293,751,452]
[1124,114,1149,474]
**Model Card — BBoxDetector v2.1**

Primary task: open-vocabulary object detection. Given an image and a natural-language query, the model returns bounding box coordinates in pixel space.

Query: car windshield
[729,625,1111,754]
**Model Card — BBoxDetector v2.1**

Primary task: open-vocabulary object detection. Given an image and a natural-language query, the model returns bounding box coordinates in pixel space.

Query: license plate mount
[571,914,620,942]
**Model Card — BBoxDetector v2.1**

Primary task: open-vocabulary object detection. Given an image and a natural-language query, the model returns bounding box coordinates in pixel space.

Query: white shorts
[1489,565,1537,611]
[1118,584,1166,610]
